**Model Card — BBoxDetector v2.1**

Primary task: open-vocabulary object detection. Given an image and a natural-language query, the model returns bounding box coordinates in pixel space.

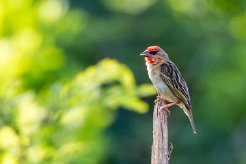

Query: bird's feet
[154,96,168,104]
[160,102,177,110]
[158,100,180,116]
[155,96,171,116]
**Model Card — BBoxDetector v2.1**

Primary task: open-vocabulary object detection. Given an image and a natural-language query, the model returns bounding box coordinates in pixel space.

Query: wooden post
[151,100,170,164]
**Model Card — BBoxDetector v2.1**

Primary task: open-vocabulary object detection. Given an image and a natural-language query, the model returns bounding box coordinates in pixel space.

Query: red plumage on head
[144,57,155,64]
[147,46,161,53]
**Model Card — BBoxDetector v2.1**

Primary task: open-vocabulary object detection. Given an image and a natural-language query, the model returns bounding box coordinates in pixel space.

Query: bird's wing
[160,61,191,109]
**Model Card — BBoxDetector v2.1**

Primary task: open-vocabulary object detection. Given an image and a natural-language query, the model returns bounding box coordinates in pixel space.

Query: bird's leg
[154,96,168,104]
[155,96,170,115]
[160,102,177,109]
[154,95,161,104]
[159,100,180,116]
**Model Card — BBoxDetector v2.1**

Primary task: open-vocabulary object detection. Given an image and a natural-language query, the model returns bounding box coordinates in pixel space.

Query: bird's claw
[154,96,161,104]
[154,96,168,104]
[155,96,171,116]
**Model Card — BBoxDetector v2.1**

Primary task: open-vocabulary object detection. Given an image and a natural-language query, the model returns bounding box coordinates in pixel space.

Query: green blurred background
[0,0,246,163]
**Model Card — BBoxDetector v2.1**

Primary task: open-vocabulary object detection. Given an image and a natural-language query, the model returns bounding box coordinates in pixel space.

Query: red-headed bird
[140,46,196,133]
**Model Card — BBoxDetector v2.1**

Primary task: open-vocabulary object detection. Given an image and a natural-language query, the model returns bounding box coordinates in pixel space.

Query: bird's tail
[183,107,197,134]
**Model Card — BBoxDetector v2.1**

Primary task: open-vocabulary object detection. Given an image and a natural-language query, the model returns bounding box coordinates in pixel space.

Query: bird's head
[140,46,169,65]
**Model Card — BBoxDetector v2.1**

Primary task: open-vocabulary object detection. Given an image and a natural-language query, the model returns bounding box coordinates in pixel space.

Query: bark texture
[151,100,169,164]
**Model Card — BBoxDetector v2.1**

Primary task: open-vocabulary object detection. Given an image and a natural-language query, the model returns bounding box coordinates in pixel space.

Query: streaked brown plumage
[140,46,196,133]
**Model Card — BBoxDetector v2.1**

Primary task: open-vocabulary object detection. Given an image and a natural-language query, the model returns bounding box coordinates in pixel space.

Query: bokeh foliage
[0,58,155,163]
[0,0,155,163]
[1,0,246,164]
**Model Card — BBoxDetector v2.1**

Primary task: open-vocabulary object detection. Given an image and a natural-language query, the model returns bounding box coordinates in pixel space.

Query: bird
[140,46,196,134]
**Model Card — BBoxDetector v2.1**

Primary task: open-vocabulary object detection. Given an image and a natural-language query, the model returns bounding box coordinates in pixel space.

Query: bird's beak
[140,50,151,57]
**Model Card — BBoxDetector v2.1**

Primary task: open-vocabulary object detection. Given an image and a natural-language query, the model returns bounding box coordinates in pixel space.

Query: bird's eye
[150,50,158,55]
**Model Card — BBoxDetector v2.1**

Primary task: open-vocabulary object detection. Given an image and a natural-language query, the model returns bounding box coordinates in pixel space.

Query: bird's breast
[147,63,178,102]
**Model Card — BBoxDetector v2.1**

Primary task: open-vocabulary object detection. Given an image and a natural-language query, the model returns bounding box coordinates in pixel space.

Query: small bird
[140,46,196,133]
